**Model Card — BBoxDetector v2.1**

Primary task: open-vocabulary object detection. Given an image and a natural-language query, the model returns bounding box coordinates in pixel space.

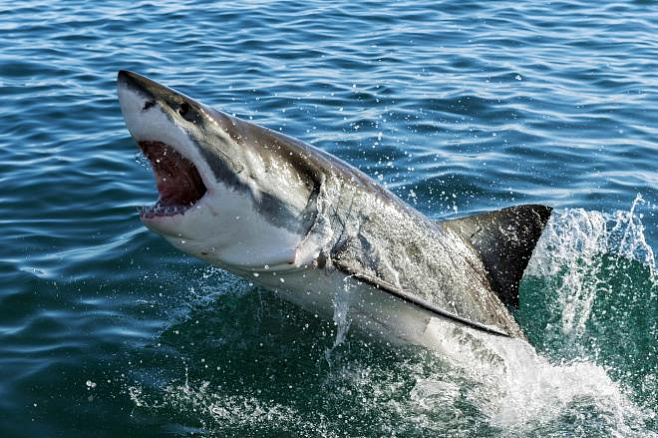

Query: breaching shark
[117,70,551,346]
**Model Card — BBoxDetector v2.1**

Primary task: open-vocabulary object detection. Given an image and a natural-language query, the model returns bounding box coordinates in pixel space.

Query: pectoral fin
[333,259,511,337]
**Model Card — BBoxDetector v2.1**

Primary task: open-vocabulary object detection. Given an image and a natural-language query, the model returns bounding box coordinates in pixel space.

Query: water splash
[324,278,355,365]
[416,322,653,436]
[609,195,656,278]
[412,196,657,435]
[128,380,339,437]
[511,195,657,433]
[526,194,656,338]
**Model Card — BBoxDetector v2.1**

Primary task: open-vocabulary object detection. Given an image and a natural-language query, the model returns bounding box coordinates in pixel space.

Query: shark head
[117,71,324,271]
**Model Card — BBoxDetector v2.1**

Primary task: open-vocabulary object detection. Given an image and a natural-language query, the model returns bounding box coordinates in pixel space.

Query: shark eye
[179,102,190,117]
[178,102,196,122]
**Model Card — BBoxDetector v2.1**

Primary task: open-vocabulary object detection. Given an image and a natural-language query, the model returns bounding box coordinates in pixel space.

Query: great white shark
[117,70,552,346]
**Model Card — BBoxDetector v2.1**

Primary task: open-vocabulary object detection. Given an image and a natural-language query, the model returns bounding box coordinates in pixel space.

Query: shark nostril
[142,100,155,111]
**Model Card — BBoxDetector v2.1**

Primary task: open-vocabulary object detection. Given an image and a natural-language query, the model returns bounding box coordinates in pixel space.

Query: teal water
[1,1,657,436]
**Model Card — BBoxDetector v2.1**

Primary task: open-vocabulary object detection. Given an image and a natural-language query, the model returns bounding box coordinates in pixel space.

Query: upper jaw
[117,70,164,103]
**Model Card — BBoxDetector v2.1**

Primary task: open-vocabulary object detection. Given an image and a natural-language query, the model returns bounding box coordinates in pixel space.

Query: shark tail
[444,205,552,308]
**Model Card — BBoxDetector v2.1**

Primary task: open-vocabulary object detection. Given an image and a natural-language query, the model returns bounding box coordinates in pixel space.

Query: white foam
[527,194,656,336]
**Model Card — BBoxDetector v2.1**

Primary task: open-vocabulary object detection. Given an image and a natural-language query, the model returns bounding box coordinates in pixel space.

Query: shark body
[117,70,551,346]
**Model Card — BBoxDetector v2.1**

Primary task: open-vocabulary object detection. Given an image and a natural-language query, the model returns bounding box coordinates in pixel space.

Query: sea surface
[1,1,657,436]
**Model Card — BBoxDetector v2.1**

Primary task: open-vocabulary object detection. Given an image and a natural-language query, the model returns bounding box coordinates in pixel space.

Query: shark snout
[117,70,158,99]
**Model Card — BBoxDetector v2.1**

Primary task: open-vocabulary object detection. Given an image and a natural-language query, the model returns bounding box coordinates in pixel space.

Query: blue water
[1,1,657,436]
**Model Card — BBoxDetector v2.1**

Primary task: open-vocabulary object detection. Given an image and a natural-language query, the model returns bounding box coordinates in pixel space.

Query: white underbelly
[255,266,452,347]
[252,266,513,360]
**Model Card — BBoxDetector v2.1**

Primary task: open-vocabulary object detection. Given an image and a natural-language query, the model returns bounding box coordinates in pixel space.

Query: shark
[117,70,552,346]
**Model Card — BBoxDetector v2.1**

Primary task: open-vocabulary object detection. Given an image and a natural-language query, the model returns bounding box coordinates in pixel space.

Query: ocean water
[1,0,657,436]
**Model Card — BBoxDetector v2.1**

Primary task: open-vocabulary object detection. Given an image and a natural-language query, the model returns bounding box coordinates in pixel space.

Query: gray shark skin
[117,70,551,344]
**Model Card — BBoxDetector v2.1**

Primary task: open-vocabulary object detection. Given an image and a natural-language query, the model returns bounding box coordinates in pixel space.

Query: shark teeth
[139,201,190,219]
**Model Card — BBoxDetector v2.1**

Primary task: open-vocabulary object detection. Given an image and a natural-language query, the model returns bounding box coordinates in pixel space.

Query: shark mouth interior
[138,141,207,218]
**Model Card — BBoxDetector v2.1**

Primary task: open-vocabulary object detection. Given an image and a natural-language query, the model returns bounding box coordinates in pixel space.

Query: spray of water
[415,195,657,435]
[527,194,656,338]
[324,279,355,366]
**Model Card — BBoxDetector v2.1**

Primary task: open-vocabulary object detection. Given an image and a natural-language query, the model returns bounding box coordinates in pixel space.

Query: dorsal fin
[444,205,552,308]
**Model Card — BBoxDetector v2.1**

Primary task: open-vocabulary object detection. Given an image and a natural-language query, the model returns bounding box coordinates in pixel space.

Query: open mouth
[138,141,207,218]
